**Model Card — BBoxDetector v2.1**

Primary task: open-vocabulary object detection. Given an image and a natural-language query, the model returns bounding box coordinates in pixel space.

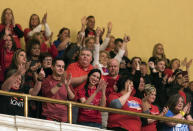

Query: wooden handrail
[0,90,193,125]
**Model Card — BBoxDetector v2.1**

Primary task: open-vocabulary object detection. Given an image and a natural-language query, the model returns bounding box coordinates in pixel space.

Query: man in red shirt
[66,48,93,123]
[66,48,93,95]
[102,59,120,128]
[103,59,120,98]
[41,58,75,122]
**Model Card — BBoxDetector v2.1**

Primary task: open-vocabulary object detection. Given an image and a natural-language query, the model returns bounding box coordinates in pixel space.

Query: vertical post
[24,96,28,117]
[68,102,72,124]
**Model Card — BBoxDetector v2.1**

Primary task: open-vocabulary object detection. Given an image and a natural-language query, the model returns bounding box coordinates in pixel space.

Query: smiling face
[11,75,22,90]
[85,38,95,50]
[30,14,40,28]
[60,29,70,41]
[175,97,184,112]
[89,72,101,86]
[52,60,65,77]
[99,51,109,66]
[146,91,156,104]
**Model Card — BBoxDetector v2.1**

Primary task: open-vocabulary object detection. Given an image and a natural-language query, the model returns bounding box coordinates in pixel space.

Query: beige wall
[1,0,193,79]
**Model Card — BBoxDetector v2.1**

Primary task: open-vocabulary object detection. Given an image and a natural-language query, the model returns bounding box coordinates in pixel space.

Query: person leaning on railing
[141,84,168,131]
[162,94,193,131]
[0,49,43,116]
[107,75,143,131]
[77,69,107,128]
[41,58,75,122]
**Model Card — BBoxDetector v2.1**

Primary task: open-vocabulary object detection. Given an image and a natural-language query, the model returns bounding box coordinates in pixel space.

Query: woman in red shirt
[0,8,23,49]
[141,84,168,131]
[77,69,107,128]
[0,34,17,84]
[107,75,142,131]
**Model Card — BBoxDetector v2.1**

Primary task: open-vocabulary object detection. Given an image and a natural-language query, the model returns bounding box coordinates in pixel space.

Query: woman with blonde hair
[142,84,168,131]
[149,43,170,68]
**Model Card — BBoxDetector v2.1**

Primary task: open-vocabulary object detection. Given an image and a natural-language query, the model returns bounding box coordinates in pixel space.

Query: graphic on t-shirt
[170,123,189,131]
[10,97,24,108]
[127,100,141,110]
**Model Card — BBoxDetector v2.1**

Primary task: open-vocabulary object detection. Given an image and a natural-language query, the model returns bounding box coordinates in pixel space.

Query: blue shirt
[53,40,64,58]
[162,110,189,131]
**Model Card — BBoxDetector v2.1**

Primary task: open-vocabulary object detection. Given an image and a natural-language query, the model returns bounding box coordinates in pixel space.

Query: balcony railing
[0,90,193,125]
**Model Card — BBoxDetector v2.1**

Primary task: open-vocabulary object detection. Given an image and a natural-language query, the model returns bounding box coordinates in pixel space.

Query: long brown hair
[29,14,40,30]
[9,49,26,70]
[1,8,14,25]
[166,94,185,114]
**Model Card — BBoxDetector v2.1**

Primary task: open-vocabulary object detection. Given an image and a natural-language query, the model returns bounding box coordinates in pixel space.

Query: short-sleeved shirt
[163,110,189,131]
[77,85,102,124]
[66,62,93,99]
[41,75,69,122]
[0,69,29,116]
[107,92,142,131]
[142,104,160,131]
[103,75,119,98]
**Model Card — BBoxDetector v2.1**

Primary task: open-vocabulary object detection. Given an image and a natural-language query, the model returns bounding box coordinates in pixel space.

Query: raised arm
[42,13,51,38]
[93,27,101,66]
[99,22,112,51]
[109,84,133,109]
[1,64,27,91]
[29,68,45,96]
[79,80,106,105]
[166,103,191,126]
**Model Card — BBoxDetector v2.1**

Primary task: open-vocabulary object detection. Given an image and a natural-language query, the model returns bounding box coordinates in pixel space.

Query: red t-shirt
[103,75,120,98]
[77,85,102,124]
[107,92,142,131]
[5,50,14,69]
[40,42,58,58]
[23,28,31,44]
[66,62,93,99]
[142,104,159,131]
[41,75,70,122]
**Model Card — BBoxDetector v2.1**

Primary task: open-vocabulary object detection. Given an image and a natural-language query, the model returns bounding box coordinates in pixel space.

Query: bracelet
[180,111,185,116]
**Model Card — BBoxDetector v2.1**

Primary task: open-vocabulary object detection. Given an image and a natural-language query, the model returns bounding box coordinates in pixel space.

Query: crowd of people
[0,8,193,131]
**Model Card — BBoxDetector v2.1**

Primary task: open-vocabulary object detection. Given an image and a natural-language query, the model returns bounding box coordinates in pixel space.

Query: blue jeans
[78,122,102,128]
